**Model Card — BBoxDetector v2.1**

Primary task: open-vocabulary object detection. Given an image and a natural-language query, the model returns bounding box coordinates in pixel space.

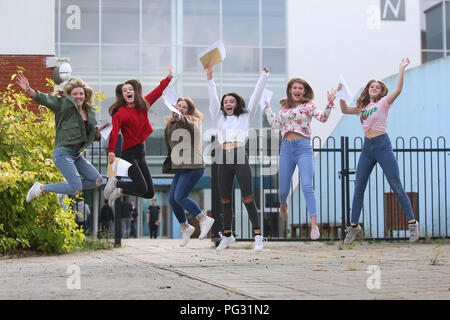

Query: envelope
[106,157,132,178]
[198,40,227,69]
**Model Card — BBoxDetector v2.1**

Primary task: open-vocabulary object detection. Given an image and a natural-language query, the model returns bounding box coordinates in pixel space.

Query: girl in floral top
[265,78,336,239]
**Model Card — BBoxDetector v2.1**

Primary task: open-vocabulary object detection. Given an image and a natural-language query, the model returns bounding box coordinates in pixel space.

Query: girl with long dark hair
[104,68,173,206]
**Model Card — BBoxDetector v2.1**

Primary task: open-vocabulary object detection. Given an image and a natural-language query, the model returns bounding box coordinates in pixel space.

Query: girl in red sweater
[104,68,173,206]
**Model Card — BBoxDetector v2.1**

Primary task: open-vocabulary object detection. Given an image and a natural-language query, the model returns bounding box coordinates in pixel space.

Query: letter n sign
[380,0,405,21]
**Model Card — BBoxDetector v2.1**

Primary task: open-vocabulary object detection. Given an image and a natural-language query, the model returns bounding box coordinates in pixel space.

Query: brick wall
[0,55,54,113]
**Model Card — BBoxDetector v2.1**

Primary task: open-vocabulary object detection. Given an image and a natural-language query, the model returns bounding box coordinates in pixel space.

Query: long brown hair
[55,78,94,110]
[283,78,314,109]
[166,97,204,125]
[108,79,148,116]
[356,79,389,109]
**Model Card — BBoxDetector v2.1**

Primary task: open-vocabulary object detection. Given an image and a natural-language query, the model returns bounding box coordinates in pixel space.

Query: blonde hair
[283,78,314,109]
[356,79,389,109]
[166,97,204,125]
[55,78,94,110]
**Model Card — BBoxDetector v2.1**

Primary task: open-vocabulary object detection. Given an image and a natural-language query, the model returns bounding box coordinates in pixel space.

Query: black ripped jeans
[116,143,154,199]
[217,147,260,232]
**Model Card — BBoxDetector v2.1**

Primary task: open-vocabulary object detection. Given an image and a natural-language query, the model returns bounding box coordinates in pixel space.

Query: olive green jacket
[163,116,205,174]
[33,91,97,150]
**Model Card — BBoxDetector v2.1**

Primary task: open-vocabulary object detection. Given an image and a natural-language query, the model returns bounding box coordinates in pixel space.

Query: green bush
[0,70,86,254]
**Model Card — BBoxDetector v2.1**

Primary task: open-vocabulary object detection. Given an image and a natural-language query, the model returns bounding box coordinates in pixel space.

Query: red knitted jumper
[108,77,171,153]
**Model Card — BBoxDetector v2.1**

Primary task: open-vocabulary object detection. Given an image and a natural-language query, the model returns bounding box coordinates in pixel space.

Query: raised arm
[15,73,60,112]
[386,57,410,105]
[206,66,222,123]
[311,88,337,122]
[144,66,173,107]
[247,66,270,122]
[264,101,280,129]
[336,83,358,114]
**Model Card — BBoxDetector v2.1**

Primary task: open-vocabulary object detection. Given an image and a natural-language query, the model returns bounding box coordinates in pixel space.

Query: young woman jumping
[206,65,269,252]
[339,58,419,244]
[265,78,337,240]
[104,68,173,206]
[164,97,214,247]
[16,74,105,204]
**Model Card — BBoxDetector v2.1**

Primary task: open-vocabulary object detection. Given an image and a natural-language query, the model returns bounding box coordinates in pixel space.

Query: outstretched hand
[108,152,115,164]
[399,57,410,71]
[263,65,270,73]
[327,88,337,103]
[15,74,30,92]
[168,65,174,79]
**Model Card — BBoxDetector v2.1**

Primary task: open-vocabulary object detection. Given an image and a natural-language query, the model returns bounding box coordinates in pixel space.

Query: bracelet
[26,87,33,93]
[327,101,335,108]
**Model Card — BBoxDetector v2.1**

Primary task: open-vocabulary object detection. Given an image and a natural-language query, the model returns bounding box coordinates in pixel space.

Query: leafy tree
[0,68,103,253]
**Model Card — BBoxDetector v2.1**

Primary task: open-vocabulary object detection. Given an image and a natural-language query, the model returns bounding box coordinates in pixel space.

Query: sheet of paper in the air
[97,119,112,140]
[164,88,182,116]
[198,40,227,69]
[259,88,273,110]
[336,73,354,104]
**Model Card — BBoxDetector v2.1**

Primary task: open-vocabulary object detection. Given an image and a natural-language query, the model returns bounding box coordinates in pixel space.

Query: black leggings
[117,143,154,199]
[217,147,260,231]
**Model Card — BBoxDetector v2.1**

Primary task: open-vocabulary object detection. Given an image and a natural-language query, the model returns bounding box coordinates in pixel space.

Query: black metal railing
[81,131,450,242]
[210,134,450,242]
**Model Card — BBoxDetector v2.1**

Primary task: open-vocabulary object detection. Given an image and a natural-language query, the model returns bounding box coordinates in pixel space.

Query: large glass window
[101,45,140,77]
[223,0,259,46]
[142,0,172,45]
[262,0,286,47]
[183,0,220,45]
[55,0,287,140]
[101,0,139,44]
[59,45,99,75]
[60,0,99,43]
[421,0,449,62]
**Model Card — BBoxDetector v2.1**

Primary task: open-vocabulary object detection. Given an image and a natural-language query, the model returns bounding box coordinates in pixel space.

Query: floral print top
[265,102,334,139]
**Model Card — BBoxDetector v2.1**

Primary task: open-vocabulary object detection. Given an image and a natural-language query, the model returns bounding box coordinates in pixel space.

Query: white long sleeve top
[208,71,269,144]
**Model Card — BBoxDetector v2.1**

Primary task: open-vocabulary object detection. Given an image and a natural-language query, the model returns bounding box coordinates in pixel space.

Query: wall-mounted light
[46,57,72,84]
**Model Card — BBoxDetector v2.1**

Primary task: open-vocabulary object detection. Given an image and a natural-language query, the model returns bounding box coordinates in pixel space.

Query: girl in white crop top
[339,57,419,244]
[207,65,269,252]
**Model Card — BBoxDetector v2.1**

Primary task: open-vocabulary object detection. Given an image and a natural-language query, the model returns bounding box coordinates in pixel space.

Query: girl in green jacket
[16,74,106,204]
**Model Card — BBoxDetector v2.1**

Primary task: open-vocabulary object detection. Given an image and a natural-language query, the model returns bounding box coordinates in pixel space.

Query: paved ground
[1,238,449,301]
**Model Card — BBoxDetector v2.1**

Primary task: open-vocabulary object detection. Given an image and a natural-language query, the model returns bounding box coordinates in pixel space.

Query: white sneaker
[57,193,67,207]
[198,216,215,240]
[254,235,267,252]
[108,187,121,207]
[216,232,236,251]
[26,182,42,202]
[409,221,420,242]
[310,225,320,240]
[179,224,195,247]
[104,178,117,200]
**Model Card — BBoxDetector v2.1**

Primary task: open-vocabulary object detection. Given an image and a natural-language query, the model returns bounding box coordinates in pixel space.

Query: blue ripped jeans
[43,145,102,195]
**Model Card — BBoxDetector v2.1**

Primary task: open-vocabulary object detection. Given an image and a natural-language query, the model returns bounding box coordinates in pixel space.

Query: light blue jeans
[43,145,102,195]
[351,134,415,224]
[278,138,317,217]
